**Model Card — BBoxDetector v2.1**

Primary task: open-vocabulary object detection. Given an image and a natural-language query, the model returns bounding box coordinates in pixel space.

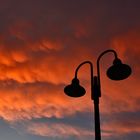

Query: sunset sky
[0,0,140,140]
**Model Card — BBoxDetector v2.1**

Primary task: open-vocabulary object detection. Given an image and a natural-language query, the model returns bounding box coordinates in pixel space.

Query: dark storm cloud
[0,0,139,47]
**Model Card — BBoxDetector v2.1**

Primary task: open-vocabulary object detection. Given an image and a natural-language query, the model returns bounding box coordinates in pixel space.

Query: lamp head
[107,58,132,80]
[64,78,86,97]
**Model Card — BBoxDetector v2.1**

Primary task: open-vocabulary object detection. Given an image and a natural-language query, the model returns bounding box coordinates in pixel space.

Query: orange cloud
[0,1,139,140]
[0,80,92,121]
[26,122,93,139]
[0,28,140,122]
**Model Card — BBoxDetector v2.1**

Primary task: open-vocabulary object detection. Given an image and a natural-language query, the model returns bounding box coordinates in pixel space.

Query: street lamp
[64,50,132,140]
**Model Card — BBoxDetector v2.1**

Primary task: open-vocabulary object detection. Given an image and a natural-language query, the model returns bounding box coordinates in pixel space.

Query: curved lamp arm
[96,49,118,96]
[75,61,94,99]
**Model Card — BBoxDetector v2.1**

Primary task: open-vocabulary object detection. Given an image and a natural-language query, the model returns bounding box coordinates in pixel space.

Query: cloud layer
[0,0,140,139]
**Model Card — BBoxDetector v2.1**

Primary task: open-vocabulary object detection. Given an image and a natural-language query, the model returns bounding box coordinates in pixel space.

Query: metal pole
[93,76,101,140]
[94,99,101,140]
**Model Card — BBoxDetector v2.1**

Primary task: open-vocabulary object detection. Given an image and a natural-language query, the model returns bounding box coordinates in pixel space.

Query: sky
[0,0,140,140]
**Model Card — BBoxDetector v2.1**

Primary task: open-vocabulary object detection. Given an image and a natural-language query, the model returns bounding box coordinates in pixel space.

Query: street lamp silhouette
[64,50,132,140]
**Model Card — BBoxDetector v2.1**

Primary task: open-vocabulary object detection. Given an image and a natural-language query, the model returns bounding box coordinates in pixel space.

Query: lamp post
[64,50,132,140]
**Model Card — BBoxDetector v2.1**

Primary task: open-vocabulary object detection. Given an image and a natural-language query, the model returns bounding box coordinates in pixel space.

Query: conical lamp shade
[64,78,86,97]
[107,58,132,80]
